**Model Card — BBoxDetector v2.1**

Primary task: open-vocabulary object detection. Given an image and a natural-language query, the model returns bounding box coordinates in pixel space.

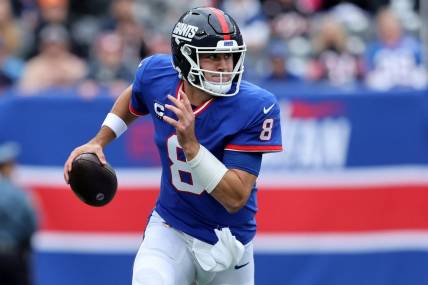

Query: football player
[64,7,282,285]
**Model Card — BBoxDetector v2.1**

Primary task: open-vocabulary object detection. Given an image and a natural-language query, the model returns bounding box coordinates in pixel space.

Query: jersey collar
[175,81,215,116]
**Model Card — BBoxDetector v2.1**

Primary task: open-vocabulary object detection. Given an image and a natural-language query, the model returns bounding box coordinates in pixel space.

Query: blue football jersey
[130,54,282,245]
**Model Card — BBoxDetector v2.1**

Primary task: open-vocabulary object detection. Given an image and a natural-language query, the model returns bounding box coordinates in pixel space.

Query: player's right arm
[63,85,138,183]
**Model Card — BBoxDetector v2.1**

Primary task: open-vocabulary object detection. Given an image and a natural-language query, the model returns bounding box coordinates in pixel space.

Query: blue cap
[0,142,20,164]
[268,40,288,58]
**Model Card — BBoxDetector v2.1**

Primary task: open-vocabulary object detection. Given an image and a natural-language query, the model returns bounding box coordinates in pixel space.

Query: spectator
[25,0,84,59]
[67,0,110,60]
[263,41,300,82]
[19,24,87,94]
[307,15,363,86]
[221,0,271,77]
[80,32,134,98]
[0,36,24,91]
[262,0,311,40]
[261,0,313,78]
[134,0,211,39]
[37,0,68,25]
[102,0,149,65]
[221,0,270,52]
[365,7,427,90]
[320,0,390,14]
[35,0,107,59]
[0,142,38,285]
[0,0,23,56]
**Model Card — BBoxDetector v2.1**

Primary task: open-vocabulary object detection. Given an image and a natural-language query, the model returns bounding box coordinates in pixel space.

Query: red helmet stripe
[210,8,231,40]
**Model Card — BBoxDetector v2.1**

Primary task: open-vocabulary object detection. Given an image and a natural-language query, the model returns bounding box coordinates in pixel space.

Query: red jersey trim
[210,8,231,40]
[176,80,214,116]
[174,80,183,99]
[129,102,148,116]
[225,144,283,152]
[194,98,214,115]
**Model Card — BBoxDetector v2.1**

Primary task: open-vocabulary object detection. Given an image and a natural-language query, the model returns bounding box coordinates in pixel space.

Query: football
[68,153,117,207]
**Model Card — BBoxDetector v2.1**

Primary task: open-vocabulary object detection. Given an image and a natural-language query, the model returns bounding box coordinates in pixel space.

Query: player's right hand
[163,91,199,160]
[63,143,107,184]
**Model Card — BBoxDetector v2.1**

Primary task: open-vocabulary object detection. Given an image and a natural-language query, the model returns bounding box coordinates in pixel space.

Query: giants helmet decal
[171,7,246,97]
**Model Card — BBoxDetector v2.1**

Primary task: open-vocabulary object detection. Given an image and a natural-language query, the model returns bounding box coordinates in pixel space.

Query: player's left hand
[163,90,200,159]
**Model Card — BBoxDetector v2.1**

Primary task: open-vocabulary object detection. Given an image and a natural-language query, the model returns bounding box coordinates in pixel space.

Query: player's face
[199,53,233,82]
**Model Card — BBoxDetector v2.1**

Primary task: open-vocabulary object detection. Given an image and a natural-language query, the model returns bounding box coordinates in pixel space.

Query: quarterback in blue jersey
[64,7,282,285]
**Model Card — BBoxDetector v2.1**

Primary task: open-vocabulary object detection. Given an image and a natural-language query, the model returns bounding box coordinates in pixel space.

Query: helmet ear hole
[182,46,192,56]
[188,73,195,82]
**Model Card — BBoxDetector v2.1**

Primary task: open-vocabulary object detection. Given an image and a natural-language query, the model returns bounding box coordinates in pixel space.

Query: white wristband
[102,113,128,138]
[187,145,228,193]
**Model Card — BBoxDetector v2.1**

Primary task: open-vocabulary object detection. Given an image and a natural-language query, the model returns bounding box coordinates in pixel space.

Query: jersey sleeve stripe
[129,102,148,116]
[225,144,283,152]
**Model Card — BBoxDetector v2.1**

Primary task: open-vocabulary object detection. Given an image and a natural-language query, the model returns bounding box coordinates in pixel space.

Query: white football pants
[132,211,254,285]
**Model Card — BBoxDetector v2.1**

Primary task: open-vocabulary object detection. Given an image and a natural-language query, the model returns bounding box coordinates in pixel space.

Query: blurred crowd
[0,0,425,98]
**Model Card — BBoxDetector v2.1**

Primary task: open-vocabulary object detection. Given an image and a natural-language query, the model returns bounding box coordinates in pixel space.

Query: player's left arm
[211,95,282,212]
[210,168,257,213]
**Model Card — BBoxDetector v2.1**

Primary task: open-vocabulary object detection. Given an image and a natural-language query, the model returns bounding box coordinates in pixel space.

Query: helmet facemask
[180,40,246,97]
